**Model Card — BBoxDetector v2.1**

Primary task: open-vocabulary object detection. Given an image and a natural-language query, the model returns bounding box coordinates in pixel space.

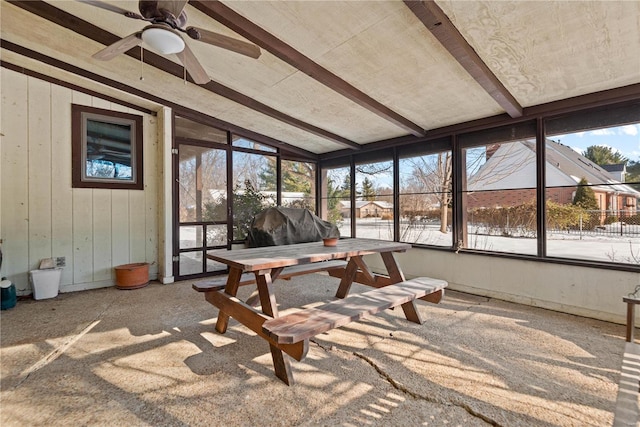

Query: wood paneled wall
[1,69,159,294]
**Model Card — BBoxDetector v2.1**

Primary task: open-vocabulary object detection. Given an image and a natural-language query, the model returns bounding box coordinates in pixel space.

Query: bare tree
[406,152,452,233]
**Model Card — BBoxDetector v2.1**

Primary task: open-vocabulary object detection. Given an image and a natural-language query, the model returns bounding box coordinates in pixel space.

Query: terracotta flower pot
[322,237,339,247]
[114,263,149,290]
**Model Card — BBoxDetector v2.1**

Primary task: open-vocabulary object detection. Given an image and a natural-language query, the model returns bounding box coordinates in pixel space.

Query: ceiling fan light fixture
[141,27,185,54]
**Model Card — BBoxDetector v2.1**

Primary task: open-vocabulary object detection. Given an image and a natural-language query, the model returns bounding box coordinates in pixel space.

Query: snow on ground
[179,217,639,268]
[339,218,640,265]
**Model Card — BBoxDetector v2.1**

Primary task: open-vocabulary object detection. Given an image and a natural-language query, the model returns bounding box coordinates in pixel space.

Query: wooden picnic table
[203,238,443,385]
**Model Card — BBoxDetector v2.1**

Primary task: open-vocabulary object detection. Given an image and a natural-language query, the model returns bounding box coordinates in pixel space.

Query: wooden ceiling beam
[190,0,427,138]
[405,0,523,118]
[6,0,358,151]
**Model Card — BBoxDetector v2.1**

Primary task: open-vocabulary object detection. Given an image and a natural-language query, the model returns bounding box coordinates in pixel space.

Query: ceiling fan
[80,0,261,84]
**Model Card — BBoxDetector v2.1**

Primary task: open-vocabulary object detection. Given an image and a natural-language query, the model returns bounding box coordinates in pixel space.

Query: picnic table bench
[262,276,447,345]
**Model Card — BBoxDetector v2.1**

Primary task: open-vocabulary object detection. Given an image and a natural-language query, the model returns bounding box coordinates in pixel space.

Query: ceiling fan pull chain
[140,46,144,81]
[184,67,187,85]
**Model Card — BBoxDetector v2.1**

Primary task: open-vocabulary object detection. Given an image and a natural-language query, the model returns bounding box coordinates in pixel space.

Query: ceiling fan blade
[76,0,133,16]
[157,0,189,19]
[175,43,210,85]
[93,32,143,61]
[187,27,261,59]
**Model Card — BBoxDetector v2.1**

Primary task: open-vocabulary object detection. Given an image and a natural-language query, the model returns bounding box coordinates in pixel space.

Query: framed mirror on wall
[72,104,143,190]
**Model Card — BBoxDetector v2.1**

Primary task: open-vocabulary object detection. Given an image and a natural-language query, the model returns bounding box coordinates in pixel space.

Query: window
[545,103,640,264]
[232,151,277,241]
[281,160,316,212]
[398,142,452,247]
[232,135,277,153]
[460,123,538,255]
[355,157,393,240]
[320,164,352,237]
[178,146,227,224]
[72,104,143,190]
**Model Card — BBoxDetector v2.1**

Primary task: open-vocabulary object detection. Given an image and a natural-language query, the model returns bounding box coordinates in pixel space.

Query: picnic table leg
[352,256,376,284]
[335,257,360,299]
[215,267,243,334]
[255,270,280,318]
[626,301,635,343]
[244,267,284,307]
[381,252,424,324]
[256,270,294,385]
[269,345,294,385]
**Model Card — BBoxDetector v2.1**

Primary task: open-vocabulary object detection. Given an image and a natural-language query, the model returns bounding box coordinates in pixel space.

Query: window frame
[397,144,454,248]
[72,104,144,190]
[318,98,640,273]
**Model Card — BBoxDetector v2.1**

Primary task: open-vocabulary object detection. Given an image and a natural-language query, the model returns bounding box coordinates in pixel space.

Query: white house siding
[365,249,639,325]
[1,69,159,295]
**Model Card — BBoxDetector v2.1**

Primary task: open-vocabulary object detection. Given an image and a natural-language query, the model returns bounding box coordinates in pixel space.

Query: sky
[555,123,640,162]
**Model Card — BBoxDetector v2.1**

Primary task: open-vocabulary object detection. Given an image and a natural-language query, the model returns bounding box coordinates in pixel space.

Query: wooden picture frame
[72,104,143,190]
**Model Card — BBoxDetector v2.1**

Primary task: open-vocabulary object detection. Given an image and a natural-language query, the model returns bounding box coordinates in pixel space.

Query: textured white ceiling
[437,0,640,106]
[2,0,639,154]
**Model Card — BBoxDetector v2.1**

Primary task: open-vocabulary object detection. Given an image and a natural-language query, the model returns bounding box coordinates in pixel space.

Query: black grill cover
[247,207,339,247]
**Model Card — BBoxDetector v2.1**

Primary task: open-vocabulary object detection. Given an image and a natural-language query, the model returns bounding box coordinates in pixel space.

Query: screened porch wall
[0,69,160,295]
[365,249,639,325]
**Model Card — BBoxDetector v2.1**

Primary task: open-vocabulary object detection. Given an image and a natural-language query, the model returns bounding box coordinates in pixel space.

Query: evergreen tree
[257,156,277,191]
[340,173,351,195]
[257,158,315,209]
[325,177,343,224]
[259,158,315,194]
[233,180,270,240]
[626,160,640,189]
[573,178,599,210]
[582,145,638,190]
[582,145,628,165]
[282,161,313,194]
[361,177,376,201]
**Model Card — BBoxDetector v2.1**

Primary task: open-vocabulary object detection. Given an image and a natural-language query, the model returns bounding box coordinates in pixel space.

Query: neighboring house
[339,201,393,218]
[467,140,639,219]
[602,163,627,182]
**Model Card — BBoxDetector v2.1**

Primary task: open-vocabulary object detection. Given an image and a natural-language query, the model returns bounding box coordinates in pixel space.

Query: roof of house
[601,164,627,173]
[339,201,393,209]
[468,140,640,196]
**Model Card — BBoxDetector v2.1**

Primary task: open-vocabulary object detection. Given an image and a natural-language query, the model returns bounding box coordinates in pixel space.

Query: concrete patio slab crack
[352,351,503,427]
[310,337,502,426]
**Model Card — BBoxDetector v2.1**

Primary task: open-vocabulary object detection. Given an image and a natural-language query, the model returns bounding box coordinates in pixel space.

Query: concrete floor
[0,274,632,426]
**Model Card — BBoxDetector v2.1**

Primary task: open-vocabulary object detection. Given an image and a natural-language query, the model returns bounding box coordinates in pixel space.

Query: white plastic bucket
[29,268,62,300]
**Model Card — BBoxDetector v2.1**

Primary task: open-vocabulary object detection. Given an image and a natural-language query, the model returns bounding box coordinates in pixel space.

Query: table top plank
[207,238,410,272]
